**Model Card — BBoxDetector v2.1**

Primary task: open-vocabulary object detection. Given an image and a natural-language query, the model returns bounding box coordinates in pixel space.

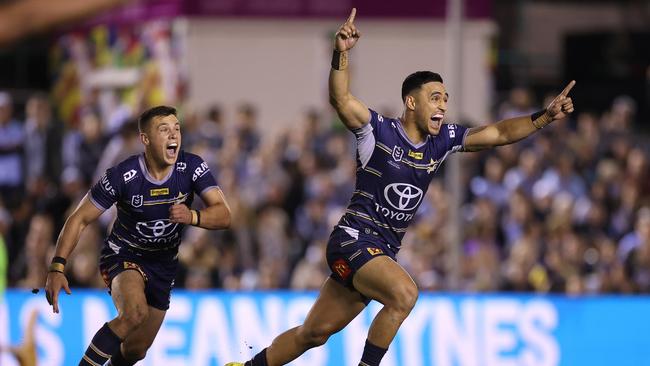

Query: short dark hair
[401,71,444,102]
[138,105,177,133]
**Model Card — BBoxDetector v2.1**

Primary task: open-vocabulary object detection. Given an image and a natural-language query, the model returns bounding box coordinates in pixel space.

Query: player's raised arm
[329,8,370,130]
[44,194,104,313]
[463,80,576,151]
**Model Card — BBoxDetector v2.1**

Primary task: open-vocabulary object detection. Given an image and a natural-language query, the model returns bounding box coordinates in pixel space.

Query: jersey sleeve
[440,123,468,153]
[351,109,384,169]
[189,155,219,196]
[89,167,122,211]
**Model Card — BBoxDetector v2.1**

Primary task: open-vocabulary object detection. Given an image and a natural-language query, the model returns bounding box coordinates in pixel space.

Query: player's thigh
[302,277,367,334]
[110,269,148,316]
[352,256,418,307]
[122,306,166,354]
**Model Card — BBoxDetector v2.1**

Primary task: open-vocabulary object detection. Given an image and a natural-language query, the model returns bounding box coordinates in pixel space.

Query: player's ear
[140,132,149,146]
[405,95,416,111]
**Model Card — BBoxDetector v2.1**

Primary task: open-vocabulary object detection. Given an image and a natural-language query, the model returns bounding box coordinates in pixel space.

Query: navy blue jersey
[90,150,218,260]
[339,109,467,248]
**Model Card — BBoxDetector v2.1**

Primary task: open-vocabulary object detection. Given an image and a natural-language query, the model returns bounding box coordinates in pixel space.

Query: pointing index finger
[347,8,356,24]
[560,80,576,97]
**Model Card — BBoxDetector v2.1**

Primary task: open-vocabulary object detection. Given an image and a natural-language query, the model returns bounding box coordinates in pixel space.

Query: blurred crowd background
[0,0,649,296]
[1,86,650,295]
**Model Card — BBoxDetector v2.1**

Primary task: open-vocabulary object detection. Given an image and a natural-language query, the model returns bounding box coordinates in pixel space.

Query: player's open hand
[45,271,71,314]
[546,80,576,121]
[169,203,192,225]
[335,8,360,52]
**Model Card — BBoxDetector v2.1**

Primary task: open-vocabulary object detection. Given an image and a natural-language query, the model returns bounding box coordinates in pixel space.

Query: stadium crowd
[0,87,649,295]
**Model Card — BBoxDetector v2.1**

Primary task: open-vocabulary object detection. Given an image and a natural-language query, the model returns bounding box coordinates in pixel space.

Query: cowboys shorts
[326,225,398,300]
[99,245,177,311]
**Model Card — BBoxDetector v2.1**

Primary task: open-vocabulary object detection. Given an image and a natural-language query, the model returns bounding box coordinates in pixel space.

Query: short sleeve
[189,155,219,196]
[440,123,468,153]
[89,167,121,211]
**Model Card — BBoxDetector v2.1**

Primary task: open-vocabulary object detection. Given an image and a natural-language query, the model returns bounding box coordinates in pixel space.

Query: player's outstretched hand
[335,8,360,52]
[546,80,576,121]
[169,203,193,225]
[45,271,71,314]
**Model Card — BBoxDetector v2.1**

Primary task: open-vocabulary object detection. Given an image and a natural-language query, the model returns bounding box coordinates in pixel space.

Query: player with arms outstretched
[228,8,574,366]
[45,106,232,366]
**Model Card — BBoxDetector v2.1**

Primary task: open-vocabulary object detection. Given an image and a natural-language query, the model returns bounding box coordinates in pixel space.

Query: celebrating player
[44,106,232,366]
[228,7,575,366]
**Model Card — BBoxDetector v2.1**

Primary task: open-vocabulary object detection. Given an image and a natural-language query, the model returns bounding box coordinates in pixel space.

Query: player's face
[144,114,182,166]
[413,81,448,136]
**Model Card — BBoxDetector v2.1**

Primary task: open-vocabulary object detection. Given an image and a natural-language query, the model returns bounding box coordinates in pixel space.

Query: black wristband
[331,49,346,70]
[52,256,67,265]
[531,109,547,121]
[195,210,201,227]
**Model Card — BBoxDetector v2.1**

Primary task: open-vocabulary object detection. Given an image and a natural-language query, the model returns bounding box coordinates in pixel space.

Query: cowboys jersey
[340,109,467,249]
[90,151,218,260]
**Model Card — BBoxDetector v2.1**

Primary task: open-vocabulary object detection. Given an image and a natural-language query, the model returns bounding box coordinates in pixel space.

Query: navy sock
[79,323,121,366]
[359,339,387,366]
[107,348,136,366]
[248,348,268,366]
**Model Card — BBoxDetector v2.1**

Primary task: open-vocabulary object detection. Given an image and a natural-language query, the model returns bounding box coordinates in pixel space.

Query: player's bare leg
[109,306,166,365]
[78,270,148,366]
[244,277,367,366]
[352,256,418,365]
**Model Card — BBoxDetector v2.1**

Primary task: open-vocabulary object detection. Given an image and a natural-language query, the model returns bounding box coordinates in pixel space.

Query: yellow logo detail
[367,247,384,256]
[150,188,170,196]
[408,150,423,160]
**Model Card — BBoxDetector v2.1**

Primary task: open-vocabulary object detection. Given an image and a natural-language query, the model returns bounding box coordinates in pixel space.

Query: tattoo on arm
[463,126,489,152]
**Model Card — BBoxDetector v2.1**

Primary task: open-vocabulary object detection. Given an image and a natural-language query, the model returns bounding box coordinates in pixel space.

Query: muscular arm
[328,8,370,130]
[464,81,576,152]
[463,115,541,152]
[196,188,231,230]
[52,194,104,259]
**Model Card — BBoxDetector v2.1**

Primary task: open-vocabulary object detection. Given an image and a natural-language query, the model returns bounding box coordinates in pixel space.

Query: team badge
[131,195,143,208]
[427,159,439,174]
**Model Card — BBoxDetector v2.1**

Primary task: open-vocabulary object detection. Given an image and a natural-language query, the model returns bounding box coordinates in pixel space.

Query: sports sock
[359,339,387,366]
[248,348,268,366]
[78,323,121,366]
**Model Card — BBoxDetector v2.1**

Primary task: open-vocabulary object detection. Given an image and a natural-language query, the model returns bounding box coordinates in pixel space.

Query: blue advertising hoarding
[0,290,649,366]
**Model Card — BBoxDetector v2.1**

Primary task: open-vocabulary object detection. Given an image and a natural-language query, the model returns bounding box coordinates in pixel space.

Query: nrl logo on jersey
[392,146,404,162]
[131,195,143,207]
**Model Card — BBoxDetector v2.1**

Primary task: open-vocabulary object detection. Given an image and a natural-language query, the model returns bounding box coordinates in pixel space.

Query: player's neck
[143,152,172,180]
[399,114,427,145]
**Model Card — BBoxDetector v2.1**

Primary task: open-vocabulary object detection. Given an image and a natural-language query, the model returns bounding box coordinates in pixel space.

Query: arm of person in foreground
[0,0,132,46]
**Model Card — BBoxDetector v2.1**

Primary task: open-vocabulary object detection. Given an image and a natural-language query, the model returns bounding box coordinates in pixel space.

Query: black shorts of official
[326,226,398,303]
[99,246,178,311]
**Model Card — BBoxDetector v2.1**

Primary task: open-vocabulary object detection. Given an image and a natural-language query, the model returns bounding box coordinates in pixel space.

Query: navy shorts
[99,246,178,311]
[326,225,398,295]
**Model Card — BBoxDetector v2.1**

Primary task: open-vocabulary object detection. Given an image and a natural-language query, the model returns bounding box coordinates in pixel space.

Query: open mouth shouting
[430,113,444,129]
[166,142,178,159]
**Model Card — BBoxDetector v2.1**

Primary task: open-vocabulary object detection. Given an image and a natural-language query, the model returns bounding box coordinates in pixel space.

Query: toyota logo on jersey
[384,183,423,211]
[136,219,178,238]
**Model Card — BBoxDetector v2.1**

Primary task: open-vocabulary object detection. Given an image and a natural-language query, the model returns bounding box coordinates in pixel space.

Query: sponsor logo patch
[123,169,137,183]
[150,188,170,196]
[332,259,352,280]
[367,247,384,256]
[408,150,423,160]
